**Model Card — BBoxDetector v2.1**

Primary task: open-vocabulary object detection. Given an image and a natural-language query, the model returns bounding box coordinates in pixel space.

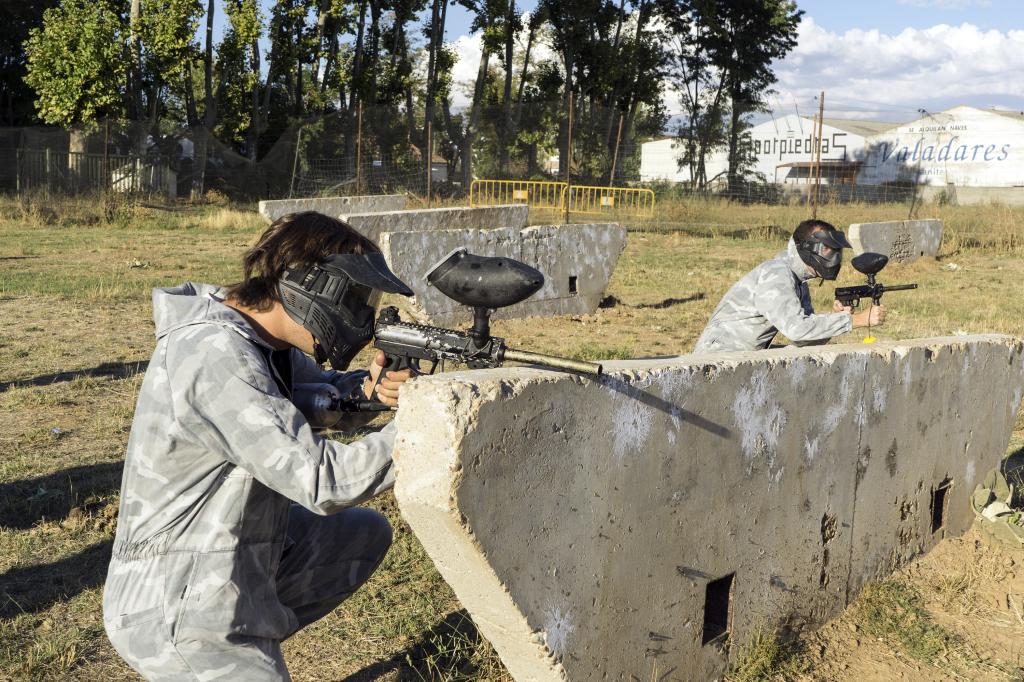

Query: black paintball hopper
[425,247,544,308]
[851,252,889,276]
[425,247,545,346]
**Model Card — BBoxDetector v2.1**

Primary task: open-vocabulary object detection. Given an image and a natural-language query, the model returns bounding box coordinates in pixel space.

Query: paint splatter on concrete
[732,369,787,461]
[542,603,575,658]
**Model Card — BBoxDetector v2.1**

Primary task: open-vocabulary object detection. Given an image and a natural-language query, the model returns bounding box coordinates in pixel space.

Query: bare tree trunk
[558,46,574,179]
[69,123,86,191]
[498,0,515,175]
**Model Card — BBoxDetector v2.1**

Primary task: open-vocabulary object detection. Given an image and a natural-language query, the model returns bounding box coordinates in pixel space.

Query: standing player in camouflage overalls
[103,212,415,681]
[694,219,887,353]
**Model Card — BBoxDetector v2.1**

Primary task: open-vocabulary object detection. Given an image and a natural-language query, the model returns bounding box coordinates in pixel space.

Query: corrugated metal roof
[821,118,899,136]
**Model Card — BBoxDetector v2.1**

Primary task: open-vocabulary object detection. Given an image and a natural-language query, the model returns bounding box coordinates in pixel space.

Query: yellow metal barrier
[469,180,566,212]
[564,185,655,218]
[469,179,654,218]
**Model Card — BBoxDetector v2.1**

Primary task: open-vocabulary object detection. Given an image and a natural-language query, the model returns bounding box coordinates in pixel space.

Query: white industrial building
[860,106,1024,188]
[640,117,895,186]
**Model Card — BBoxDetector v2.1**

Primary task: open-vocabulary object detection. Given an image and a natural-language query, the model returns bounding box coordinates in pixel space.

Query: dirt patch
[800,528,1024,681]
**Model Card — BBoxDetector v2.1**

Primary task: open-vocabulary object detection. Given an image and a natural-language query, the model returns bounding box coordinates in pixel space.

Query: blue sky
[209,0,1024,121]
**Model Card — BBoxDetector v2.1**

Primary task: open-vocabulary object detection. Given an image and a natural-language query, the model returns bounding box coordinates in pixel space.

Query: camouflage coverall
[103,283,396,681]
[693,238,853,353]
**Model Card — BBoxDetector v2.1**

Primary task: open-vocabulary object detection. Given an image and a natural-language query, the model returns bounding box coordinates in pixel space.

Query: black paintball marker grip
[368,352,420,406]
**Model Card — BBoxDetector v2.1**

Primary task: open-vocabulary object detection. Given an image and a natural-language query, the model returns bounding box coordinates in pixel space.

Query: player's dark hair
[793,219,836,243]
[223,211,380,312]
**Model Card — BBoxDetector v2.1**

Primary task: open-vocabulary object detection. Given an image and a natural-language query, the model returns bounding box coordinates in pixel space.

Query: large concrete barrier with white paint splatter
[380,223,627,326]
[392,336,1024,682]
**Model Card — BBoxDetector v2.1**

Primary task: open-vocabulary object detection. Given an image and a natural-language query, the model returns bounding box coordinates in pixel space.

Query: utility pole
[813,92,825,218]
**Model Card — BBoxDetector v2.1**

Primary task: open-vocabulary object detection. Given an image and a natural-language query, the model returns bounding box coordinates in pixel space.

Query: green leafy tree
[25,0,128,126]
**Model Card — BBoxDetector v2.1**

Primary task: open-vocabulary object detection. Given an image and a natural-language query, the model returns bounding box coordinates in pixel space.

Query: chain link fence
[0,105,927,207]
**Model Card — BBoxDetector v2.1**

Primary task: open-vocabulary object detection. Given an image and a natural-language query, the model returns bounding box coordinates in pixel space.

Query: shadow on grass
[635,293,706,309]
[0,360,149,392]
[336,609,492,682]
[0,538,112,618]
[0,461,123,530]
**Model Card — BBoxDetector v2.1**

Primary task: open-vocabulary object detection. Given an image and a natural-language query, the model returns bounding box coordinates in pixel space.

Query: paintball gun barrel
[835,252,918,307]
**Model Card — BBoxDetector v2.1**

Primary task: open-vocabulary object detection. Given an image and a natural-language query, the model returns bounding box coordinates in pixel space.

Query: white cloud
[772,17,1024,117]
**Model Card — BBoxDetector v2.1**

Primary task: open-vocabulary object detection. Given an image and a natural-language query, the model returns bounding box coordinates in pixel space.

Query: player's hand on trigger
[364,350,413,407]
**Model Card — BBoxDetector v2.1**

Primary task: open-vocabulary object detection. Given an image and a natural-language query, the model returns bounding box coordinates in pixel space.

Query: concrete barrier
[257,195,407,224]
[379,223,627,326]
[393,336,1024,682]
[848,219,943,264]
[345,204,529,244]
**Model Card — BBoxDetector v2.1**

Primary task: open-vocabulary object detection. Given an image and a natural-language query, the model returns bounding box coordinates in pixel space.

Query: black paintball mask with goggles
[278,253,413,370]
[796,230,853,281]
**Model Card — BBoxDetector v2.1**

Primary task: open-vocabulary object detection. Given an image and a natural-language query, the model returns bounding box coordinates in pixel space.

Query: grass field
[1,192,1022,681]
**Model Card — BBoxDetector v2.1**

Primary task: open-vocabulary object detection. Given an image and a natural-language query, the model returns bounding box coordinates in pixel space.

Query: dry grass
[2,194,1024,680]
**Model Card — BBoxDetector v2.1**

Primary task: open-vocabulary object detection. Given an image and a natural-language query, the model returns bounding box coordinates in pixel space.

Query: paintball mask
[278,253,413,370]
[796,230,853,281]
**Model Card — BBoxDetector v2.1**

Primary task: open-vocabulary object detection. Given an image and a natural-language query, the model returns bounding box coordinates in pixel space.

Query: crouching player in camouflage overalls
[694,219,888,353]
[103,212,416,681]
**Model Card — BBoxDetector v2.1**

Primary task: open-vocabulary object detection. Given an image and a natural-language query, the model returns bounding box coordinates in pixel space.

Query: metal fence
[15,149,173,196]
[469,179,655,218]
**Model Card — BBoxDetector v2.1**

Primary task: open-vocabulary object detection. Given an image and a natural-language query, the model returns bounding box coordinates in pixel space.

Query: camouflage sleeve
[290,349,376,431]
[168,325,395,515]
[753,266,853,344]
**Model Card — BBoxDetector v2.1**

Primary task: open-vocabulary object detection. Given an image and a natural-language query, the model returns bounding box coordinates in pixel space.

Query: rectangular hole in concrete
[569,276,578,294]
[931,478,953,533]
[702,573,735,646]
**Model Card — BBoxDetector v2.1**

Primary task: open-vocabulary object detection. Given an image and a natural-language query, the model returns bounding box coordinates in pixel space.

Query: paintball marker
[370,249,603,401]
[302,249,604,424]
[834,252,917,343]
[834,252,918,308]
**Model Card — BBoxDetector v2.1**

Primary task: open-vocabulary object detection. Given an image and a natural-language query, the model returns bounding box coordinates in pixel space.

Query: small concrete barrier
[393,336,1024,682]
[379,223,627,326]
[258,195,407,225]
[848,219,943,264]
[345,204,529,243]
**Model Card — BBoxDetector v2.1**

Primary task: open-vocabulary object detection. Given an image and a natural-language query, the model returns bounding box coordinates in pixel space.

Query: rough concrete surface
[257,195,407,224]
[392,336,1024,682]
[379,224,627,326]
[848,220,943,264]
[345,204,530,244]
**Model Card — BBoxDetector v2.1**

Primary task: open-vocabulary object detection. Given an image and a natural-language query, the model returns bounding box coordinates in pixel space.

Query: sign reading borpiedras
[848,220,943,265]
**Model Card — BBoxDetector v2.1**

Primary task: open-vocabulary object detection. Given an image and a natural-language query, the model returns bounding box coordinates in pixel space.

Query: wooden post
[104,114,110,200]
[426,119,432,208]
[45,148,52,196]
[564,91,572,225]
[356,101,363,196]
[813,92,825,218]
[609,114,623,188]
[806,114,815,210]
